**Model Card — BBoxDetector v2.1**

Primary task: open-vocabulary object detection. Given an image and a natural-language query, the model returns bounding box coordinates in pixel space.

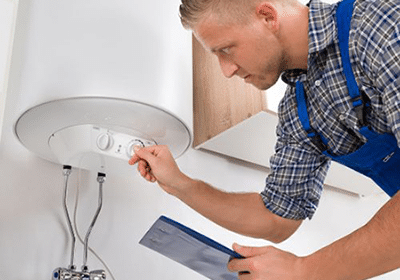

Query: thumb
[233,243,273,258]
[128,146,155,165]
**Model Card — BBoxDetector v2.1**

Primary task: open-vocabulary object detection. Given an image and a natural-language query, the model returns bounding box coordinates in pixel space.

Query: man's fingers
[137,159,148,175]
[129,145,176,186]
[228,257,253,275]
[128,154,140,165]
[229,244,278,275]
[136,159,155,182]
[233,243,271,258]
[129,146,150,163]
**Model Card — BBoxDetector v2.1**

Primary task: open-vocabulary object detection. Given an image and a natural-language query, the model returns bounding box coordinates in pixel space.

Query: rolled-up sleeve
[260,123,331,220]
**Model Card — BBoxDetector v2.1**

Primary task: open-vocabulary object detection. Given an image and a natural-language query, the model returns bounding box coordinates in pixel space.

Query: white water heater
[10,0,193,173]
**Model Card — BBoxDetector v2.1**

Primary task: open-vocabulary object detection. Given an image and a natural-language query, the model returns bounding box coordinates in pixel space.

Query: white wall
[0,1,399,280]
[0,0,17,142]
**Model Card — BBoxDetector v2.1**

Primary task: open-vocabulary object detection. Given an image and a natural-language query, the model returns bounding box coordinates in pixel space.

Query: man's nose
[218,56,239,78]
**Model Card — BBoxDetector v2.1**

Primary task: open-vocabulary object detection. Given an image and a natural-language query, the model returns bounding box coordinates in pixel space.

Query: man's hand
[228,243,305,280]
[129,145,301,244]
[128,145,190,195]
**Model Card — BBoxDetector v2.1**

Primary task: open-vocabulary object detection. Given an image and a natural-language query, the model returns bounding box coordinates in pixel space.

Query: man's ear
[256,2,279,31]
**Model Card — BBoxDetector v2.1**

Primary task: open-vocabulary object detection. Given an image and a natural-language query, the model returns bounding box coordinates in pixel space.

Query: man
[129,0,400,278]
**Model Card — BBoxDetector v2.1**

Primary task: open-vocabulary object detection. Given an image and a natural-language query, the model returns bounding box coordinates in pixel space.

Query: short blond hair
[179,0,297,29]
[179,0,255,29]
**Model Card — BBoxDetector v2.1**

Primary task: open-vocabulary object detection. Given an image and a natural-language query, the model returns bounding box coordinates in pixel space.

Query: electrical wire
[73,167,117,280]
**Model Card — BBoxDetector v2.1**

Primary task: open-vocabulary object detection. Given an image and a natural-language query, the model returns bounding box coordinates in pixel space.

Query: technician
[130,0,400,278]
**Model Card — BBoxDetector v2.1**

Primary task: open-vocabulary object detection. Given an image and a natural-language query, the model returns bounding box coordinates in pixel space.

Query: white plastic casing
[14,97,192,173]
[9,0,193,174]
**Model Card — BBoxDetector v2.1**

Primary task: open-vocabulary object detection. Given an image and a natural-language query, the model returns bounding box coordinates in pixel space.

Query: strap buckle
[351,96,366,127]
[307,130,328,151]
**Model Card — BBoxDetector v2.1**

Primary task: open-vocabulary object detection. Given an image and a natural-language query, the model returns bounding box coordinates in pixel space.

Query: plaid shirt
[260,0,400,220]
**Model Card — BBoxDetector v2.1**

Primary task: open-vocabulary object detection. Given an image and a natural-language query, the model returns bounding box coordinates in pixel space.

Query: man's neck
[280,3,310,70]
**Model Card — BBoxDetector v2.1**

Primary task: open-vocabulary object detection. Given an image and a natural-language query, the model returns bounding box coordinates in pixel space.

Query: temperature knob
[126,140,144,158]
[96,133,113,151]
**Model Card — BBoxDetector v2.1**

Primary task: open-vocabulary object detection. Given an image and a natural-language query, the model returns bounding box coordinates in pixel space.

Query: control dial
[126,139,144,158]
[96,133,113,151]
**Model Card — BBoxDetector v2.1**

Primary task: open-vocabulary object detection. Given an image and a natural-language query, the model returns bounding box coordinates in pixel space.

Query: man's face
[194,13,287,91]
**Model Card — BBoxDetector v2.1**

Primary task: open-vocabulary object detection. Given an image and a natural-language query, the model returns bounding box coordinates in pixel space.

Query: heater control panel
[93,126,157,160]
[48,124,157,172]
[92,127,156,159]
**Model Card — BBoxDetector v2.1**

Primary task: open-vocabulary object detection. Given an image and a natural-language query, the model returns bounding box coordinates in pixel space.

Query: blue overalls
[296,0,400,197]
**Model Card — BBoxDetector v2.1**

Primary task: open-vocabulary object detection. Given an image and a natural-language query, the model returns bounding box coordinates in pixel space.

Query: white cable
[73,167,117,280]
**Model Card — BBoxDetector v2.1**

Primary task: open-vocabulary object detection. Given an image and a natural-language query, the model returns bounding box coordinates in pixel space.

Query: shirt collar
[282,0,337,85]
[307,0,337,54]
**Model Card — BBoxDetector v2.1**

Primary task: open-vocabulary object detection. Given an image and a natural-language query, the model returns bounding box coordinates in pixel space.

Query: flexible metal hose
[62,166,76,270]
[82,173,105,269]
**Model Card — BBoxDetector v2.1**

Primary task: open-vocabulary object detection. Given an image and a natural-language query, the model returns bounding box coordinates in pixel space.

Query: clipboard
[139,216,243,280]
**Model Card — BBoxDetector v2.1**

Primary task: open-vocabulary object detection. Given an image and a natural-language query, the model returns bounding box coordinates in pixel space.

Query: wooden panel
[192,35,267,147]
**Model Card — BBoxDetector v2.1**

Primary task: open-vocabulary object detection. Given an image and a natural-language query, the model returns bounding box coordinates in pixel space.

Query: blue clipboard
[139,216,243,280]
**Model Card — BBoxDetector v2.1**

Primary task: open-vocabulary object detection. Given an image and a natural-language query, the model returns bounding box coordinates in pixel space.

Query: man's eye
[220,47,231,54]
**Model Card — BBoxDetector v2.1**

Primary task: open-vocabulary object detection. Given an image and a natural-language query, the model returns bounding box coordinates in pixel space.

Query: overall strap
[295,0,361,151]
[296,81,327,151]
[336,0,365,126]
